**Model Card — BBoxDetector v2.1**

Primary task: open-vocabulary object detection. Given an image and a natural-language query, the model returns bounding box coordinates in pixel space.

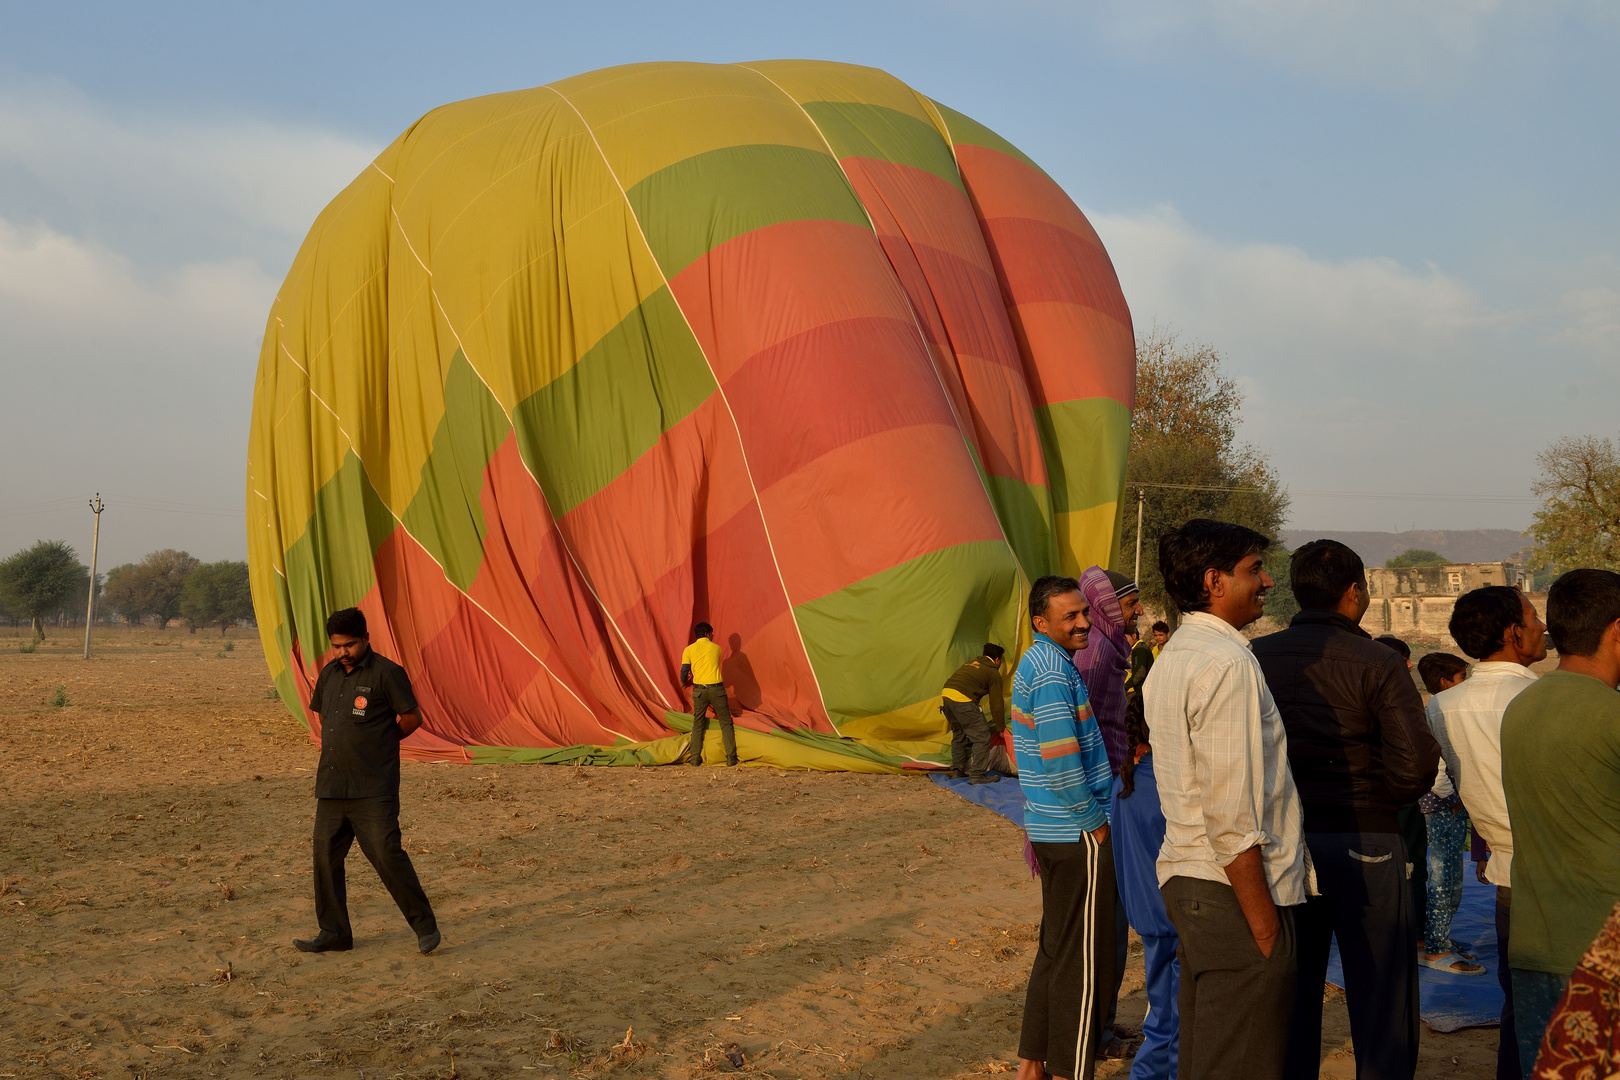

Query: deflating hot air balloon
[247,60,1134,771]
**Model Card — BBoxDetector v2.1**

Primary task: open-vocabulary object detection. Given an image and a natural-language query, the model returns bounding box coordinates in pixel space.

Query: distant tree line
[0,541,252,637]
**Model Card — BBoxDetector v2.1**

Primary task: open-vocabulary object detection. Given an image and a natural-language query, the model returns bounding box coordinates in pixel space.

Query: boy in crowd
[1502,570,1620,1076]
[1147,520,1309,1080]
[1252,541,1438,1080]
[1430,585,1548,1080]
[1012,576,1115,1080]
[1150,622,1169,658]
[1415,653,1483,975]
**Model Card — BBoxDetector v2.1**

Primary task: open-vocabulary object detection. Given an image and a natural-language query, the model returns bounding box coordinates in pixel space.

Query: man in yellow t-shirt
[680,622,737,767]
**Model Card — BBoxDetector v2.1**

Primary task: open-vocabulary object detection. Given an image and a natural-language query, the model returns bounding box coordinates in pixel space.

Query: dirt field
[1,627,1497,1078]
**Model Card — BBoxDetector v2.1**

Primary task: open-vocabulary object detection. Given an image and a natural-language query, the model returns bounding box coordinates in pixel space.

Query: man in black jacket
[1253,540,1440,1080]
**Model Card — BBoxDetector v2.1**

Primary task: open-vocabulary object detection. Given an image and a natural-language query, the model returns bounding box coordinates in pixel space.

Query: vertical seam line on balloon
[544,80,835,729]
[390,194,676,717]
[271,331,604,729]
[738,65,1030,594]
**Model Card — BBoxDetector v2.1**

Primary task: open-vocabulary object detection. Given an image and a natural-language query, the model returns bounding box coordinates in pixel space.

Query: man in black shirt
[294,607,440,955]
[1251,541,1439,1080]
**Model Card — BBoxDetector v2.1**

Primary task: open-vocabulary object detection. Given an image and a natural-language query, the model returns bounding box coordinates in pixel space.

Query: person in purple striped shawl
[1074,565,1147,1061]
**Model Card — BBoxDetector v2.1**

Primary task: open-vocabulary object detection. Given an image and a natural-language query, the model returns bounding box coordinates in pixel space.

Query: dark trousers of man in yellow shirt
[689,685,738,766]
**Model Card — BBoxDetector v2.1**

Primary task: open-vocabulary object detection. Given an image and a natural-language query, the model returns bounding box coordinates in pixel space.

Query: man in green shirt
[941,643,1006,785]
[1501,569,1620,1077]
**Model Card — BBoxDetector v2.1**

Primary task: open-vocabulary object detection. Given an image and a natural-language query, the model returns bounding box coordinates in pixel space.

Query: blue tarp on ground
[933,772,1505,1033]
[930,771,1024,827]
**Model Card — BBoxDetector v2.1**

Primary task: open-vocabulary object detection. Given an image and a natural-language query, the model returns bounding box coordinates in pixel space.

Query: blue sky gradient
[1,1,1615,563]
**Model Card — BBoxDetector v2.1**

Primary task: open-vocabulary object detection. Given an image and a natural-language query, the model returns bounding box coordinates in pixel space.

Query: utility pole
[1133,487,1146,584]
[83,494,104,660]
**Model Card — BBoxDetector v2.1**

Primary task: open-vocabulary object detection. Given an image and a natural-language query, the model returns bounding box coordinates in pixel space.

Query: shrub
[49,685,67,707]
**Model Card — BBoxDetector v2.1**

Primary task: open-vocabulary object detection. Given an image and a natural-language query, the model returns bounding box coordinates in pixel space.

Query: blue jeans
[1424,809,1468,952]
[1129,933,1180,1080]
[1511,968,1570,1077]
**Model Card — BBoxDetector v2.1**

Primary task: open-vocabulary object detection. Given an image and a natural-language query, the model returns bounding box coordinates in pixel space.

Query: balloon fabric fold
[247,60,1134,771]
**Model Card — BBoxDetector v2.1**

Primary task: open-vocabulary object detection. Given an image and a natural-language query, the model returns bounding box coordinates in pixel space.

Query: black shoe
[417,929,441,955]
[969,773,1002,785]
[293,934,352,953]
[947,768,967,779]
[726,758,740,767]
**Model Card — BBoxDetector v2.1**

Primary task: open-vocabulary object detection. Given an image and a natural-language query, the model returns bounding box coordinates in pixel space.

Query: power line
[1131,482,1535,505]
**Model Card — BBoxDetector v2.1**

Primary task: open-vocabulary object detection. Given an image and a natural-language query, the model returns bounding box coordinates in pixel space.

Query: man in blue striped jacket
[1012,574,1118,1080]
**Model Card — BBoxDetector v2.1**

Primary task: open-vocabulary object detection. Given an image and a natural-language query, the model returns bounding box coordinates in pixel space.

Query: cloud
[0,79,378,269]
[0,81,379,564]
[1091,205,1618,528]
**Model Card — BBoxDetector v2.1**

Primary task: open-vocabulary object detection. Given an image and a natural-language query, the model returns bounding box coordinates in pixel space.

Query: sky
[1,0,1615,567]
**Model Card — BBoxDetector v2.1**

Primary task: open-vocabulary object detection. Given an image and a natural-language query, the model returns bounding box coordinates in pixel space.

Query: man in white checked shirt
[1146,520,1311,1080]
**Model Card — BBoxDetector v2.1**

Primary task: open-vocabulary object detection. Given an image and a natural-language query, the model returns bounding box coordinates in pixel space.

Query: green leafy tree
[180,561,253,634]
[1386,549,1448,567]
[0,540,88,638]
[1124,326,1292,619]
[100,549,198,629]
[1526,435,1620,572]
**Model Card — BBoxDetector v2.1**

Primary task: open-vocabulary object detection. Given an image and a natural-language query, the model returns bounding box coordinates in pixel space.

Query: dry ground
[1,627,1496,1078]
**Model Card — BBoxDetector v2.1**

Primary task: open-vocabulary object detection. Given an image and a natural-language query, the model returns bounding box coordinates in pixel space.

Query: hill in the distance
[1280,529,1529,566]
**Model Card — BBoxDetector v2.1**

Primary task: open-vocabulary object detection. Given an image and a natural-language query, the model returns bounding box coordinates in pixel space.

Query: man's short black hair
[1547,569,1620,656]
[1416,652,1469,695]
[1290,539,1366,610]
[1375,634,1410,660]
[1157,519,1270,614]
[1151,621,1169,634]
[693,622,714,638]
[1029,575,1082,625]
[326,607,367,638]
[982,642,1005,661]
[1449,586,1527,660]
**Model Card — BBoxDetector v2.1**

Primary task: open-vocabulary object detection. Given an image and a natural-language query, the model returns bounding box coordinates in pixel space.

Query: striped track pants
[1020,832,1118,1080]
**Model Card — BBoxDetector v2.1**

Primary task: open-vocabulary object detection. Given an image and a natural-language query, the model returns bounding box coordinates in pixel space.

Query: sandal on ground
[1446,941,1478,961]
[1418,951,1486,976]
[1098,1035,1130,1060]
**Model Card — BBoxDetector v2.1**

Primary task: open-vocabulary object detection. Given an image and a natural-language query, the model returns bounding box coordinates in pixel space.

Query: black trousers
[1285,832,1420,1080]
[943,698,995,777]
[1495,886,1522,1080]
[313,796,437,943]
[1163,876,1298,1080]
[1021,834,1117,1080]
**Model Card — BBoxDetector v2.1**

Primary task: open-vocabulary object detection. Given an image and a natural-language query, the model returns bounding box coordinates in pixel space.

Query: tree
[1125,326,1292,618]
[1526,435,1620,572]
[100,549,198,629]
[1386,549,1448,567]
[180,561,253,634]
[0,540,88,638]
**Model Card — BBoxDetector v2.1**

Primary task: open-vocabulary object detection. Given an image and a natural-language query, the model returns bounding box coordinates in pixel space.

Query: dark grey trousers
[1285,832,1420,1080]
[1495,886,1522,1080]
[313,796,437,943]
[1021,834,1117,1080]
[1162,876,1298,1080]
[943,698,994,777]
[688,684,737,764]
